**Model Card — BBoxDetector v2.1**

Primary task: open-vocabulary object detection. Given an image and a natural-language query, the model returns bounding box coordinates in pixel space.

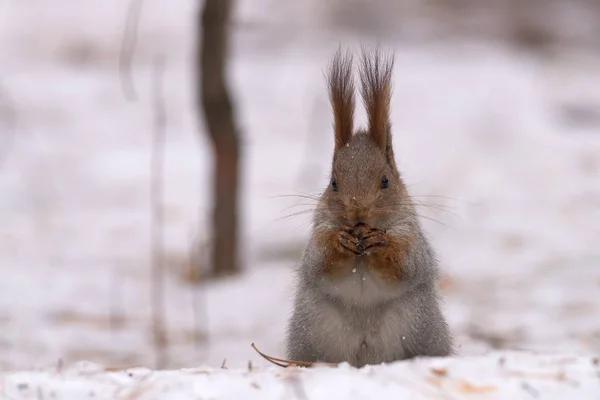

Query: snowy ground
[0,0,599,385]
[3,352,600,400]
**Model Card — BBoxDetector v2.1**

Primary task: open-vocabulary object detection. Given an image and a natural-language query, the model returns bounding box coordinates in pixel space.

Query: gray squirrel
[285,48,453,367]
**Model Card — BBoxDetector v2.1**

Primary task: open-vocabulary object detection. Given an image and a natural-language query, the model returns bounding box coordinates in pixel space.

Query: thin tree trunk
[197,0,241,277]
[151,57,168,368]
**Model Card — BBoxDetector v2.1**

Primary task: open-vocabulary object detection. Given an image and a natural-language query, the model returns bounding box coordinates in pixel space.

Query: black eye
[331,179,338,191]
[380,176,389,189]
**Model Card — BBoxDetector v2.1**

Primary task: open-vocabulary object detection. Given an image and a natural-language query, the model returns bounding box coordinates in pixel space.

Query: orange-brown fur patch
[313,227,356,278]
[314,224,412,283]
[363,232,412,283]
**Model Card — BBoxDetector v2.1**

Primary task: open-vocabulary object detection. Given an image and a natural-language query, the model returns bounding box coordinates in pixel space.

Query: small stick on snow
[250,343,338,368]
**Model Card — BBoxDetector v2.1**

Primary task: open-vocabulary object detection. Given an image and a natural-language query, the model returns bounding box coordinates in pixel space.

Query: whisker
[270,194,321,202]
[409,197,454,208]
[414,213,455,230]
[279,203,318,213]
[367,203,457,228]
[411,202,460,219]
[375,198,460,219]
[275,209,315,221]
[409,194,469,203]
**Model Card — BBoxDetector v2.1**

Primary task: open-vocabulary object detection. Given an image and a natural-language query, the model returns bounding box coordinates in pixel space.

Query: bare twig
[0,82,16,168]
[150,55,168,368]
[250,343,338,368]
[120,0,144,101]
[109,266,124,332]
[55,358,64,374]
[191,281,208,361]
[521,381,540,398]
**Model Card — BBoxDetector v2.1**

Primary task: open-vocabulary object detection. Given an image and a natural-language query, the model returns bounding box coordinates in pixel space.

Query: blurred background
[0,0,599,371]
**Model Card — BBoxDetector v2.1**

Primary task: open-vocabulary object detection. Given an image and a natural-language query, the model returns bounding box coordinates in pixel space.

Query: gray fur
[286,223,453,367]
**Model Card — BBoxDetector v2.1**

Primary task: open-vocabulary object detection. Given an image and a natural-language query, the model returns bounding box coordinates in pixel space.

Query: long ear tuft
[327,48,355,150]
[359,47,394,152]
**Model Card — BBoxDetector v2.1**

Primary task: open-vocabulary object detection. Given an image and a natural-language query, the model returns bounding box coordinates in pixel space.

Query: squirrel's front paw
[360,228,388,253]
[338,226,362,255]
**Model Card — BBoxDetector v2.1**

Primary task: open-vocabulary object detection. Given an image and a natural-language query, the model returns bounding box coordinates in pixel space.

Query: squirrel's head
[316,48,414,230]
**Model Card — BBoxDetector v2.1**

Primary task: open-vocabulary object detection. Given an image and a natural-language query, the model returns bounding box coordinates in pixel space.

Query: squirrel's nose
[348,207,371,225]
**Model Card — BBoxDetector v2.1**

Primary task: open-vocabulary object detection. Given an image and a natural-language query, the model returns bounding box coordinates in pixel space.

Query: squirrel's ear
[327,48,355,150]
[359,47,394,153]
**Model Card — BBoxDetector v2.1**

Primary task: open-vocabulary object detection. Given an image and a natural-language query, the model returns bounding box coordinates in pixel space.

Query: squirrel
[285,48,453,367]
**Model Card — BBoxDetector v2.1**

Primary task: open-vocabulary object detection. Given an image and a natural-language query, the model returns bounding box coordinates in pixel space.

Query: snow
[2,352,600,399]
[1,0,600,397]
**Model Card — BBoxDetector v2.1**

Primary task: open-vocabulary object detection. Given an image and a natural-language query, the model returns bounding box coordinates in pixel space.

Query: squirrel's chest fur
[310,295,408,366]
[324,258,401,307]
